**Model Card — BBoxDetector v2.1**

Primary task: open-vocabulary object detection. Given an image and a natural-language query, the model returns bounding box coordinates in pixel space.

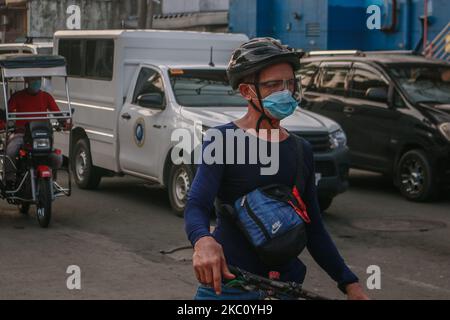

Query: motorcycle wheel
[36,178,52,228]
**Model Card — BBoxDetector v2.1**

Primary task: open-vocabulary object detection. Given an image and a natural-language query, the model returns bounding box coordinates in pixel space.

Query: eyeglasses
[253,78,301,94]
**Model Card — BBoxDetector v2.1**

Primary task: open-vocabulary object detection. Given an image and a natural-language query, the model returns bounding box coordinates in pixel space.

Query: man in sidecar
[1,76,64,188]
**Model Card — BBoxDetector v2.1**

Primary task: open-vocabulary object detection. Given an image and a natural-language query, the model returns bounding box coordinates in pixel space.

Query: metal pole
[1,69,9,185]
[147,0,154,29]
[138,0,148,29]
[65,76,72,197]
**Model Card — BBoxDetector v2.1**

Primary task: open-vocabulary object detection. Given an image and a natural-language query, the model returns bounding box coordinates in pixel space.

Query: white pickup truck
[52,30,350,215]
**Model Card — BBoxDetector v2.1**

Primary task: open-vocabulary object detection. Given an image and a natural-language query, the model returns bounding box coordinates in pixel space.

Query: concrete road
[0,169,449,300]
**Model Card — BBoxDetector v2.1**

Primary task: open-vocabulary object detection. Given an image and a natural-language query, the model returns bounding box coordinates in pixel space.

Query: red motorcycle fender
[37,165,52,178]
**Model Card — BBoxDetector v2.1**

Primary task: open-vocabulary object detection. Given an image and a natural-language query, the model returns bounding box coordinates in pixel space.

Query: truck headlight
[329,129,347,149]
[33,138,50,150]
[438,122,450,142]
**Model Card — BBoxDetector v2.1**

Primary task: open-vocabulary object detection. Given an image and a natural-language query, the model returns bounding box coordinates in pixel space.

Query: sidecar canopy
[0,54,67,78]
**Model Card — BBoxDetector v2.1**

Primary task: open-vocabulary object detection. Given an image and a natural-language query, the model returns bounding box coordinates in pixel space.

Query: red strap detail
[290,186,311,223]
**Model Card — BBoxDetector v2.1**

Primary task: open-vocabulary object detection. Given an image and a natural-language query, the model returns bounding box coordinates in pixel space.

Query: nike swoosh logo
[272,222,282,234]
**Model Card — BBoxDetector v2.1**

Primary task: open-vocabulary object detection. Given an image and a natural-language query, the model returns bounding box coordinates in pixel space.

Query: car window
[389,64,450,105]
[393,89,407,109]
[132,67,165,107]
[318,66,349,96]
[350,67,389,102]
[58,39,114,80]
[59,39,83,77]
[297,62,319,92]
[169,69,246,107]
[85,39,114,80]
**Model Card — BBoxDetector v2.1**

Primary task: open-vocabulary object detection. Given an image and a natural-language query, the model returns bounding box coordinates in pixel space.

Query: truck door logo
[134,118,145,147]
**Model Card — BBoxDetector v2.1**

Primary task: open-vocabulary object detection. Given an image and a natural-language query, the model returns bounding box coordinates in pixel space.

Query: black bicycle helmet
[227,37,303,90]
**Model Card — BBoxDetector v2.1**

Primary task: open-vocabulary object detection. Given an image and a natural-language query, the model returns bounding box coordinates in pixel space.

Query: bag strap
[291,134,311,223]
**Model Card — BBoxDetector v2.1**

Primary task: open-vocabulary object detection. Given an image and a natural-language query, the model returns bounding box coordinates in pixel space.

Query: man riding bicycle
[184,38,369,300]
[2,77,63,187]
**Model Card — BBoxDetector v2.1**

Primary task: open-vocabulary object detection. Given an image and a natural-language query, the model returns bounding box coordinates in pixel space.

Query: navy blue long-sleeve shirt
[184,122,358,293]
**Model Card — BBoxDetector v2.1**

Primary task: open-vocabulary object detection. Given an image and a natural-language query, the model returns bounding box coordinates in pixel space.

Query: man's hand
[346,282,369,300]
[193,236,235,295]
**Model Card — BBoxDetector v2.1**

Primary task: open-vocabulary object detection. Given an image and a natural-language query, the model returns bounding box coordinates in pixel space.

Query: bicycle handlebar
[228,265,333,300]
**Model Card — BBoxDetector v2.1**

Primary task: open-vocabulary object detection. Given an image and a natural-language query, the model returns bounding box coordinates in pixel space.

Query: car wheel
[168,164,194,217]
[71,138,102,189]
[397,149,436,202]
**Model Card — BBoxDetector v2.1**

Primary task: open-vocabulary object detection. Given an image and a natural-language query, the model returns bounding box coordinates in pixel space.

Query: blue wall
[363,0,450,51]
[327,0,367,50]
[229,0,328,51]
[228,0,259,38]
[229,0,450,51]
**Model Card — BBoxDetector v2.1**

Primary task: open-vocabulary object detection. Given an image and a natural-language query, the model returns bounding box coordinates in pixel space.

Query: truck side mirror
[137,93,165,109]
[365,87,388,103]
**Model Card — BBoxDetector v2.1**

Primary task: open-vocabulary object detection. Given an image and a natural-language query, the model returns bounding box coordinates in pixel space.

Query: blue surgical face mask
[259,89,299,120]
[28,80,41,93]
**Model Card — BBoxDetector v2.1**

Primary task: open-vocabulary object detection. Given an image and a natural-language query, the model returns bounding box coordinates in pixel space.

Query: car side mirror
[365,87,388,103]
[137,93,165,109]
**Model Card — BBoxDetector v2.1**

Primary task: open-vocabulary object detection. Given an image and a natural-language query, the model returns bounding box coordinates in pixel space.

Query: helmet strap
[248,73,275,133]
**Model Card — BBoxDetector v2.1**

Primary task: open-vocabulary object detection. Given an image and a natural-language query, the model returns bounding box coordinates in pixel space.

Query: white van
[52,30,350,215]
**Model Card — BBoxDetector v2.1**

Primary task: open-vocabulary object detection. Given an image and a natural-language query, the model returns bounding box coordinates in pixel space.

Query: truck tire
[396,149,436,202]
[71,138,102,189]
[168,163,194,217]
[318,196,333,213]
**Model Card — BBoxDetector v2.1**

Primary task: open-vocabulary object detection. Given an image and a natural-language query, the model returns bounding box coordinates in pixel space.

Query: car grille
[292,131,331,153]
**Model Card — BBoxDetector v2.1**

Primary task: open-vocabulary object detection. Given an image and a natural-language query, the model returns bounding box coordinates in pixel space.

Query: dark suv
[299,51,450,201]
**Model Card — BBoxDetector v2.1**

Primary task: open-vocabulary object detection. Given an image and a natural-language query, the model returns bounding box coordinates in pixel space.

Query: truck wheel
[396,149,436,202]
[168,164,194,217]
[71,138,101,189]
[318,196,333,213]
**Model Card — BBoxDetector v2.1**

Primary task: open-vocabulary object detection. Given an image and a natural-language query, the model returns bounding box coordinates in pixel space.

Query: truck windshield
[390,64,450,105]
[169,69,247,107]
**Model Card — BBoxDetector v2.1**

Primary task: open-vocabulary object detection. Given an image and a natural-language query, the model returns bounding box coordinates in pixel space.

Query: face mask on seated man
[26,78,42,95]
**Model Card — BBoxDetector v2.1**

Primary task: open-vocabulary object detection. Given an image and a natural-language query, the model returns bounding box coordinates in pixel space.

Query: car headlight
[329,129,347,149]
[438,122,450,142]
[33,138,50,150]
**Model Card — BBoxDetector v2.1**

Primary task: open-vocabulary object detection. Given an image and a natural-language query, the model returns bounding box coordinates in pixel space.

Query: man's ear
[239,83,253,101]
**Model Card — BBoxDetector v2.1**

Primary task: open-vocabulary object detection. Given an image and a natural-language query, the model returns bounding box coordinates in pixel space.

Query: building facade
[153,0,229,32]
[0,0,28,42]
[0,0,229,43]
